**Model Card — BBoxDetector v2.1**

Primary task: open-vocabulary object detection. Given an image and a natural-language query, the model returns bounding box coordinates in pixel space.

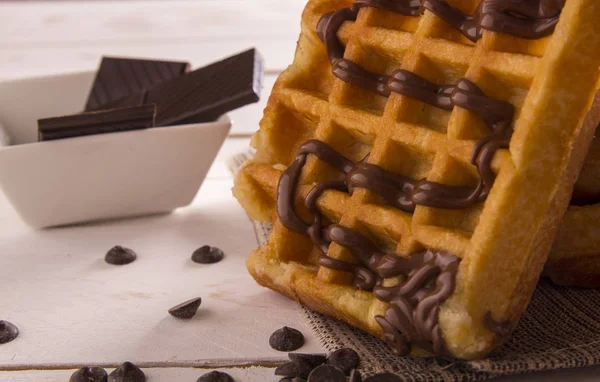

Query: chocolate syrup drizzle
[316,0,551,210]
[271,0,563,355]
[318,0,564,44]
[277,140,461,355]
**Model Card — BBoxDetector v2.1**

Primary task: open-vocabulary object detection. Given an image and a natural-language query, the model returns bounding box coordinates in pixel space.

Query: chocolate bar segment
[85,57,190,111]
[149,48,263,125]
[38,104,156,141]
[101,49,263,126]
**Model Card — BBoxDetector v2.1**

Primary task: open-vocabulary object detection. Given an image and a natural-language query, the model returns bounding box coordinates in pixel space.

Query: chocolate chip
[326,348,360,375]
[105,246,137,265]
[279,378,306,382]
[349,369,363,382]
[69,366,108,382]
[108,361,145,382]
[307,365,345,382]
[363,373,402,381]
[168,297,202,319]
[0,320,18,344]
[269,326,304,351]
[288,353,326,369]
[191,246,225,264]
[196,371,235,382]
[275,359,313,379]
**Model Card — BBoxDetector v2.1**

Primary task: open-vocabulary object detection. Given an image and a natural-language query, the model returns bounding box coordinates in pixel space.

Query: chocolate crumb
[364,373,402,381]
[0,320,18,344]
[307,365,345,382]
[105,246,137,265]
[191,246,225,264]
[108,361,145,382]
[69,366,108,382]
[196,370,235,382]
[349,369,363,382]
[326,348,359,375]
[168,297,202,319]
[269,326,304,351]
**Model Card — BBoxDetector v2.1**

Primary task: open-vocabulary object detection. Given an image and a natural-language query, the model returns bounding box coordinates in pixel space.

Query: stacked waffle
[233,0,600,360]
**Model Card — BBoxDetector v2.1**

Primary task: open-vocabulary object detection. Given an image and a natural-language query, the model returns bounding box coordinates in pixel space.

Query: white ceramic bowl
[0,71,231,228]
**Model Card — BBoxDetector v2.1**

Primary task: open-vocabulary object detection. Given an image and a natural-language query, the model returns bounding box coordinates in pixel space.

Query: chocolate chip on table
[105,246,137,265]
[0,320,18,344]
[363,373,402,381]
[191,246,225,264]
[288,353,327,369]
[196,370,235,382]
[307,365,345,382]
[349,369,363,382]
[69,366,108,382]
[326,348,360,375]
[168,297,202,319]
[269,326,305,351]
[275,352,325,379]
[108,361,145,382]
[275,359,313,379]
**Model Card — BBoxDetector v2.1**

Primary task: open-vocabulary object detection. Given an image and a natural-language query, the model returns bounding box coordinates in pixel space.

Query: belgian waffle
[233,0,600,359]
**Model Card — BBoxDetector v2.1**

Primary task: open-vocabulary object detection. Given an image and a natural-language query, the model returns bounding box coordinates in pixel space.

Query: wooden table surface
[0,1,598,380]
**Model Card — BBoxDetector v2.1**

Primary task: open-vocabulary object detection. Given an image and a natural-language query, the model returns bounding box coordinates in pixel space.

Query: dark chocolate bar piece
[85,57,190,112]
[38,104,156,141]
[101,49,263,126]
[150,48,263,125]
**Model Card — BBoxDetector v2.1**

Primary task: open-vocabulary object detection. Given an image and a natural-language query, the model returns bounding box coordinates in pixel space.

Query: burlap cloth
[229,152,600,381]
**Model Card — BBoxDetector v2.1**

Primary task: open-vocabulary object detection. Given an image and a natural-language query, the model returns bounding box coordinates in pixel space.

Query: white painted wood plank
[0,0,306,78]
[0,179,322,367]
[0,42,292,80]
[0,1,306,44]
[0,367,276,382]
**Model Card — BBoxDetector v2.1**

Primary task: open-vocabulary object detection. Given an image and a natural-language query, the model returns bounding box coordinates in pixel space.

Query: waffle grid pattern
[237,0,600,359]
[254,0,543,278]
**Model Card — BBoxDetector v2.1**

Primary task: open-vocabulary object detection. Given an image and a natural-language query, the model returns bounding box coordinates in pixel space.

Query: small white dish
[0,71,231,228]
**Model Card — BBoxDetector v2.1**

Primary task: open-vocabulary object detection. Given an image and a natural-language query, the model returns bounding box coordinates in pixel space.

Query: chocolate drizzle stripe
[276,140,461,355]
[317,0,564,45]
[318,1,518,210]
[270,0,563,356]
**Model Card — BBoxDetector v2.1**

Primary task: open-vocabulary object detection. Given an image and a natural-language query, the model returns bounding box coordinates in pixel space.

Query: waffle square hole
[421,2,478,46]
[475,68,532,109]
[418,154,483,234]
[420,203,483,236]
[484,31,551,58]
[353,220,398,255]
[451,68,531,141]
[359,205,408,251]
[287,55,336,102]
[396,54,468,133]
[265,105,320,165]
[302,122,373,184]
[363,7,420,33]
[336,43,403,116]
[323,122,374,163]
[378,139,436,181]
